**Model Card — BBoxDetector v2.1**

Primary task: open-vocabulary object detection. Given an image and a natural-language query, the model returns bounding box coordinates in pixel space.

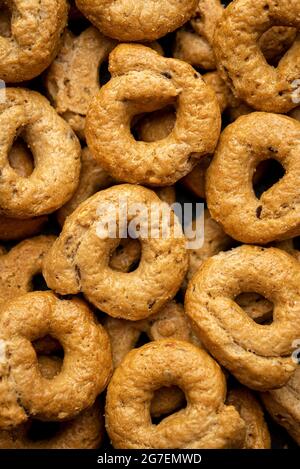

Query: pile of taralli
[0,0,300,449]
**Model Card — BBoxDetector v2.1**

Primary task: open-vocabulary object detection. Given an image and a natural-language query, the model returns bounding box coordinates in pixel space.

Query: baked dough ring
[0,356,105,449]
[0,291,112,428]
[0,88,81,218]
[174,0,296,70]
[0,0,68,82]
[185,245,300,391]
[0,235,55,307]
[213,0,300,113]
[85,44,221,186]
[105,339,246,448]
[43,184,188,320]
[75,0,198,42]
[206,112,300,244]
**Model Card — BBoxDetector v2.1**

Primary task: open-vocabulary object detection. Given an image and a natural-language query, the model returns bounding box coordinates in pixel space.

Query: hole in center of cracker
[151,386,187,425]
[253,158,285,199]
[235,292,274,325]
[109,237,142,273]
[8,137,35,178]
[32,338,64,374]
[131,105,176,142]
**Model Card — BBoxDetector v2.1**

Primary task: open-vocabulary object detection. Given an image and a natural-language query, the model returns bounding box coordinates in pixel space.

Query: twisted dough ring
[0,141,47,240]
[75,0,198,42]
[0,291,112,428]
[0,235,55,307]
[85,44,221,186]
[214,0,300,113]
[174,0,296,70]
[261,366,300,445]
[206,113,300,244]
[185,245,300,391]
[0,88,81,218]
[106,339,246,449]
[43,184,188,320]
[0,0,68,82]
[105,301,199,418]
[0,357,105,449]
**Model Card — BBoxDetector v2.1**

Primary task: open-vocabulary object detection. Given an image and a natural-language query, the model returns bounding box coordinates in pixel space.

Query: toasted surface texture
[185,246,300,390]
[106,339,246,448]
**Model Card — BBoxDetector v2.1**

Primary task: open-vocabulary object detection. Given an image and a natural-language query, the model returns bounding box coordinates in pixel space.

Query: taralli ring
[0,0,68,83]
[75,0,198,42]
[213,0,300,113]
[0,235,55,307]
[206,113,300,244]
[105,339,246,449]
[0,88,81,218]
[85,44,221,186]
[0,291,112,428]
[0,357,105,449]
[174,0,296,71]
[185,245,300,391]
[43,184,188,320]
